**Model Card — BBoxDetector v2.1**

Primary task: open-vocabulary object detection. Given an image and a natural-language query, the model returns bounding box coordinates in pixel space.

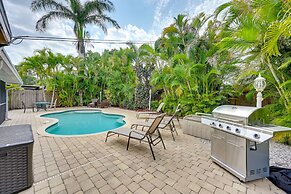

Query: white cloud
[147,0,229,38]
[186,0,229,16]
[151,0,173,35]
[88,24,159,53]
[106,24,157,41]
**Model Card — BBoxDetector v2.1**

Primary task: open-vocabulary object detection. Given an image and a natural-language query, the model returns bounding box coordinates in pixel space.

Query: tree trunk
[264,57,289,109]
[78,39,86,58]
[50,85,55,108]
[79,91,83,106]
[42,86,46,102]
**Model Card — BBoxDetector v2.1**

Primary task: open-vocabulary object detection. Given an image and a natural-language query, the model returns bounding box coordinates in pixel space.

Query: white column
[5,83,8,120]
[256,92,262,108]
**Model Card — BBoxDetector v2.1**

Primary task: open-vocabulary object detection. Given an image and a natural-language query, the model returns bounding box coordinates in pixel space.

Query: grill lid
[212,105,270,125]
[212,105,260,118]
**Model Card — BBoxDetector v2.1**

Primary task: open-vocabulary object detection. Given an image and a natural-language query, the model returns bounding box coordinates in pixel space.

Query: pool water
[42,110,125,135]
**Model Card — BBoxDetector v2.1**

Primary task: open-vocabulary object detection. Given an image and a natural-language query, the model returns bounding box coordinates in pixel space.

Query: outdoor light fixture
[254,73,266,108]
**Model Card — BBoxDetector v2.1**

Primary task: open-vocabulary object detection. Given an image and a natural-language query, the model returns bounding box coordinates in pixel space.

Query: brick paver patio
[1,108,284,194]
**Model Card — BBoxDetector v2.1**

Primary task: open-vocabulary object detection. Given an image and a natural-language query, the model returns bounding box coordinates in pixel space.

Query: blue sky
[111,0,155,30]
[3,0,228,64]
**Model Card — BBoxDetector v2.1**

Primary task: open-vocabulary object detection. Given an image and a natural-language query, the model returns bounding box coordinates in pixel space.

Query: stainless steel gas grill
[201,105,291,182]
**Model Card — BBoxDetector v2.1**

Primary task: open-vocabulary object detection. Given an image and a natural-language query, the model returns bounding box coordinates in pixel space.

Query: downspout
[0,60,7,120]
[5,84,12,120]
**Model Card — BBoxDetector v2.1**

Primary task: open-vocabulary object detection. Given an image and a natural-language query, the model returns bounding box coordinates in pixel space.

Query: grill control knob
[219,124,223,128]
[211,122,216,126]
[235,128,240,133]
[254,134,260,139]
[226,126,231,131]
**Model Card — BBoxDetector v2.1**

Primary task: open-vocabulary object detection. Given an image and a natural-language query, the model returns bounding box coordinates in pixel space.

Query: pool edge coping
[36,108,128,137]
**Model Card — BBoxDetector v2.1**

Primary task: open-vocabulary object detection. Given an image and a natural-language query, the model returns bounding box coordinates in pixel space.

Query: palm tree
[215,0,290,110]
[31,0,120,57]
[127,43,157,109]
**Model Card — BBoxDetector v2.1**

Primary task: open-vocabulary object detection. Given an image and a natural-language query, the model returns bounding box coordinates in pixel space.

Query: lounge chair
[105,113,166,160]
[88,98,99,107]
[132,104,180,141]
[53,99,57,109]
[136,102,164,119]
[48,99,57,110]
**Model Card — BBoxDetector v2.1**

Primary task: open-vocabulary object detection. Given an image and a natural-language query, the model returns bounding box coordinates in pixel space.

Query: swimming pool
[42,110,125,135]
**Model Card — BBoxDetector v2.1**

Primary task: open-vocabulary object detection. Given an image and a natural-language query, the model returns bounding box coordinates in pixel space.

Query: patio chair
[105,113,166,160]
[21,101,34,113]
[136,102,164,119]
[53,99,57,109]
[48,99,57,110]
[21,101,26,113]
[88,98,99,107]
[132,104,180,141]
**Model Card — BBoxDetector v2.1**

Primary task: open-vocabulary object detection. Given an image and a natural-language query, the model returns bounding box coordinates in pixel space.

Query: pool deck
[1,107,285,194]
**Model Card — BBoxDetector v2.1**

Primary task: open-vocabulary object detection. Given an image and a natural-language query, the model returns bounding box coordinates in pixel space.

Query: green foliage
[17,48,137,109]
[16,0,290,140]
[179,93,226,115]
[150,100,160,111]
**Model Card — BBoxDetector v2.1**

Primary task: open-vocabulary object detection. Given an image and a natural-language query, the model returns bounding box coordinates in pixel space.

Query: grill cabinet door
[246,140,269,181]
[226,134,246,177]
[211,129,226,162]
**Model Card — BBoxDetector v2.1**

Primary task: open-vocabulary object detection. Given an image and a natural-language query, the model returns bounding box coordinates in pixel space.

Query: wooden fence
[9,90,53,110]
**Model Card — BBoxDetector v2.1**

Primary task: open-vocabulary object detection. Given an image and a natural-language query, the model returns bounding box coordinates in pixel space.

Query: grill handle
[250,141,257,151]
[216,117,244,124]
[195,112,212,117]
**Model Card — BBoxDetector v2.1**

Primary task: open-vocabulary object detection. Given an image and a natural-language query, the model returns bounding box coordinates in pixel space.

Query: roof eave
[0,48,23,85]
[0,0,12,45]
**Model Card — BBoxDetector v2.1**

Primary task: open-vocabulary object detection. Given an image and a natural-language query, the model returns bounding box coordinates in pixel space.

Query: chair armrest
[131,123,150,128]
[129,130,145,137]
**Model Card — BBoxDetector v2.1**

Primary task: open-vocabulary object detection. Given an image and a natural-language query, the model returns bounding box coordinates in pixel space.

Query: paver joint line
[33,154,113,186]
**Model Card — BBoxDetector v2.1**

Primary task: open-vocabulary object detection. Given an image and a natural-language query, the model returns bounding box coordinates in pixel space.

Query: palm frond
[84,0,115,15]
[36,11,73,31]
[217,37,255,52]
[31,0,72,14]
[262,18,291,56]
[138,44,155,56]
[280,80,291,88]
[85,14,120,33]
[278,58,291,70]
[214,1,232,19]
[162,25,179,37]
[69,0,82,15]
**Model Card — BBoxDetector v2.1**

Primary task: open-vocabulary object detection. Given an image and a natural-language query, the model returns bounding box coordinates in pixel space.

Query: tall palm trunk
[79,91,83,106]
[50,85,55,108]
[42,86,46,102]
[78,39,85,58]
[263,57,289,109]
[77,28,85,105]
